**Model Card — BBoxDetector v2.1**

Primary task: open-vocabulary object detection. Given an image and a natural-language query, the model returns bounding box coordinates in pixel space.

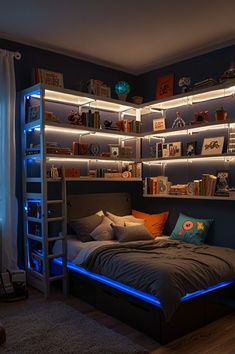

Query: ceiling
[1,0,235,74]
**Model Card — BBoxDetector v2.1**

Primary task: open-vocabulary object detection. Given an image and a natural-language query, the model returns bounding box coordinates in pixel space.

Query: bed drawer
[96,285,160,338]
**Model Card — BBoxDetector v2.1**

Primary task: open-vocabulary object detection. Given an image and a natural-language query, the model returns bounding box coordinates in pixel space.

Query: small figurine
[67,110,82,125]
[103,120,112,129]
[178,77,191,93]
[172,112,186,128]
[50,165,59,179]
[215,106,228,121]
[191,111,208,125]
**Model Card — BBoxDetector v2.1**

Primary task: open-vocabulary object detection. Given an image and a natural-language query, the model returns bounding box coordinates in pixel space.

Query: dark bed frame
[57,192,235,344]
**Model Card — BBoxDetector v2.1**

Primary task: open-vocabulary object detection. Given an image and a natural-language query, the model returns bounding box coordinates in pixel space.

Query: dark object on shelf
[67,110,83,125]
[103,120,113,129]
[89,143,101,156]
[64,168,80,178]
[27,105,40,122]
[172,112,186,128]
[191,111,208,125]
[215,107,228,121]
[116,120,125,131]
[220,66,235,83]
[78,143,89,155]
[26,148,40,155]
[178,77,191,93]
[72,142,79,155]
[46,147,72,155]
[186,141,197,156]
[0,322,6,345]
[215,170,230,196]
[132,96,143,104]
[193,78,217,90]
[150,145,157,158]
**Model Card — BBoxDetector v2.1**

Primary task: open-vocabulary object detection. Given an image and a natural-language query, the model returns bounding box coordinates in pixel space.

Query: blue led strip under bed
[54,258,235,308]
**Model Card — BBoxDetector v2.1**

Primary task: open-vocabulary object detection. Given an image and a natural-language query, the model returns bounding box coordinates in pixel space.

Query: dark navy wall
[0,37,138,99]
[137,44,235,102]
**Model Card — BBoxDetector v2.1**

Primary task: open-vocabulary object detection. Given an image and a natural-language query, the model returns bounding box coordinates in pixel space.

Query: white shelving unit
[21,84,142,295]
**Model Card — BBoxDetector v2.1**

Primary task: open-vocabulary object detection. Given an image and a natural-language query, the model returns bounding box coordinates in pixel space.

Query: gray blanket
[81,239,235,320]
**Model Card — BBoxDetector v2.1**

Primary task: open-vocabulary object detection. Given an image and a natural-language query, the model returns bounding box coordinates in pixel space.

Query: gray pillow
[69,214,103,242]
[111,224,153,242]
[90,216,114,241]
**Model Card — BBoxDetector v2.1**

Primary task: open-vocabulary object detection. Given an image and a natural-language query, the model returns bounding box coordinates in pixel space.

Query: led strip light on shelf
[30,89,135,113]
[143,122,235,139]
[44,125,137,140]
[46,156,135,164]
[144,85,235,111]
[142,155,235,164]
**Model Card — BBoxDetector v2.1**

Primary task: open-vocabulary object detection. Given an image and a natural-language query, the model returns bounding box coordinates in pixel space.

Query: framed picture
[162,143,169,158]
[186,141,197,156]
[109,145,120,158]
[153,117,165,131]
[201,136,224,155]
[215,170,230,196]
[32,68,64,87]
[97,85,111,98]
[156,74,174,100]
[168,142,182,157]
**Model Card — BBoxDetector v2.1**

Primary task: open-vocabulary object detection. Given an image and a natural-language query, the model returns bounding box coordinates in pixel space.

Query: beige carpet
[0,301,148,354]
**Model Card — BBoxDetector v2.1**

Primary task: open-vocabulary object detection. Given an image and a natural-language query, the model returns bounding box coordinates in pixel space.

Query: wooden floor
[1,287,235,353]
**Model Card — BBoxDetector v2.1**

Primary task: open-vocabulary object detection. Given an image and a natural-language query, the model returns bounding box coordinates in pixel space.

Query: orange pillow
[132,210,169,238]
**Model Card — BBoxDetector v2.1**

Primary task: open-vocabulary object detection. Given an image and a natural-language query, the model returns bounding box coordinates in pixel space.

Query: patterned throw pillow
[132,210,169,237]
[169,213,213,245]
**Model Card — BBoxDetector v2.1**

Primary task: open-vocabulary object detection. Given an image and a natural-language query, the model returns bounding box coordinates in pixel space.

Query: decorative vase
[215,107,228,121]
[118,93,127,101]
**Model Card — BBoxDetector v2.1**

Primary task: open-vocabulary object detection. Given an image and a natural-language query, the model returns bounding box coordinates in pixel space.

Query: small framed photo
[215,170,230,196]
[186,141,197,156]
[201,136,224,155]
[168,142,182,157]
[109,145,120,158]
[162,143,169,157]
[153,117,165,131]
[156,74,174,100]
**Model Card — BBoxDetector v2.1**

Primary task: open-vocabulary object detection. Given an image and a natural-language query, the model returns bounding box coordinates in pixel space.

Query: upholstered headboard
[67,192,131,220]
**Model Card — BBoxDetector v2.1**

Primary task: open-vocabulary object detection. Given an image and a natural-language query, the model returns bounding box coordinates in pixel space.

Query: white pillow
[106,211,145,226]
[90,216,114,241]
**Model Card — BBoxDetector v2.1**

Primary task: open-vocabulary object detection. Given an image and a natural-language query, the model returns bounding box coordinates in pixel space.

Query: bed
[52,192,235,343]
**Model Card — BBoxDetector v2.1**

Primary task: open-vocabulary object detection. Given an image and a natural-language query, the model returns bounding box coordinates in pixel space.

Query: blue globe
[115,81,130,95]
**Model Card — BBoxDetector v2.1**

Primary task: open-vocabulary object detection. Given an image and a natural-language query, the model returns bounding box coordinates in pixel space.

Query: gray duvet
[81,239,235,320]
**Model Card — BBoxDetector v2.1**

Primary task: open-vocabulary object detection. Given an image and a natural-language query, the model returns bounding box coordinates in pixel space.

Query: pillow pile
[169,213,213,245]
[69,209,168,243]
[132,210,169,238]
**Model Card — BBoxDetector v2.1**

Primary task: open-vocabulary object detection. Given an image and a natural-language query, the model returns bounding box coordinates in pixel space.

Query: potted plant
[215,106,228,121]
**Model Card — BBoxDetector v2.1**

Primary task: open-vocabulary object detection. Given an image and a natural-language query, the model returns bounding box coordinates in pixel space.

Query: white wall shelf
[143,194,235,201]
